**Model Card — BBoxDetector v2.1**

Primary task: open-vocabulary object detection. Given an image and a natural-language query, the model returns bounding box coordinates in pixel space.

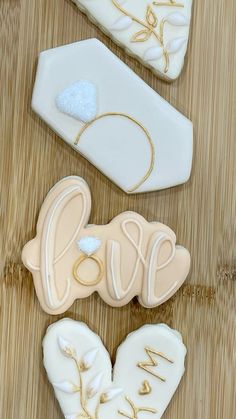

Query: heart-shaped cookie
[72,0,193,81]
[22,176,191,315]
[43,319,187,418]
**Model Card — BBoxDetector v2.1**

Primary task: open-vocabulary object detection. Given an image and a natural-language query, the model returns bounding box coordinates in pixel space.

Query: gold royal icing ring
[74,112,155,193]
[73,236,103,286]
[56,80,155,193]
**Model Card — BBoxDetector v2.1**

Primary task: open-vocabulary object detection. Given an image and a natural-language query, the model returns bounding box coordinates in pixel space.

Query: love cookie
[72,1,193,81]
[43,319,187,418]
[32,39,193,194]
[22,176,190,314]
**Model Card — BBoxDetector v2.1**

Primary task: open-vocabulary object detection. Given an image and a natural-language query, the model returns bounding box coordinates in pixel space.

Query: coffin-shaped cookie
[43,319,187,418]
[72,1,193,81]
[22,176,190,314]
[32,39,193,194]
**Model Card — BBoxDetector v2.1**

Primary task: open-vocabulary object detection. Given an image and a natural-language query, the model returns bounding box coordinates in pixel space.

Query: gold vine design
[112,0,184,73]
[55,338,160,419]
[64,350,101,418]
[118,396,157,419]
[55,339,157,419]
[55,341,112,419]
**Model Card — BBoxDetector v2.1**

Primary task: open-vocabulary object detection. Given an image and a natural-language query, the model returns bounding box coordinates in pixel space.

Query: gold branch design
[56,340,103,419]
[56,338,124,419]
[73,357,95,418]
[111,0,185,73]
[153,0,184,7]
[118,396,157,419]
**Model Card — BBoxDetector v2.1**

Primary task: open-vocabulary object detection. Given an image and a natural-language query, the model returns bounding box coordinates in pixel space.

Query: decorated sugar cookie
[22,176,190,314]
[71,1,193,81]
[43,319,187,418]
[32,39,193,194]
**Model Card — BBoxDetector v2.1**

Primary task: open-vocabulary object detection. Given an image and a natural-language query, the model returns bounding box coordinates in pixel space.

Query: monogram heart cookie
[43,319,187,418]
[71,1,193,81]
[22,176,190,314]
[32,39,193,194]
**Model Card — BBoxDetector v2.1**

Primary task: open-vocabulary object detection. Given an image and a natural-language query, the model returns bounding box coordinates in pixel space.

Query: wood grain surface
[0,0,236,418]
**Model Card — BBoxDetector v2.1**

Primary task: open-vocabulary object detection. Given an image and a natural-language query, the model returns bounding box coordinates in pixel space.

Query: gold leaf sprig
[118,396,157,419]
[111,0,187,74]
[56,337,94,418]
[131,5,157,43]
[153,0,184,7]
[131,29,152,43]
[146,5,158,27]
[56,336,123,419]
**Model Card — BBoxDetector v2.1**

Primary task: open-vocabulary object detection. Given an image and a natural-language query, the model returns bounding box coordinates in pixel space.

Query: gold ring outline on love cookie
[73,254,104,286]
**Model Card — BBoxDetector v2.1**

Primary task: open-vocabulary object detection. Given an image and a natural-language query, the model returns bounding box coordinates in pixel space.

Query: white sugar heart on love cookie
[77,237,102,256]
[56,80,97,123]
[43,319,187,419]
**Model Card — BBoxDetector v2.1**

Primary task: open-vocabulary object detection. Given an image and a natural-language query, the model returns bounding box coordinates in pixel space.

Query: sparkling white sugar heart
[56,80,97,123]
[78,236,101,257]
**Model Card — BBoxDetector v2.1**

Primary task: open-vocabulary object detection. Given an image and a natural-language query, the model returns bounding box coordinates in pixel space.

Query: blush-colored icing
[43,319,187,418]
[22,176,190,314]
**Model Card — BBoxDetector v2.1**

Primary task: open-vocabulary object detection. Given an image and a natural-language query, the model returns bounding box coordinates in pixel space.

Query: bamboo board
[0,0,236,418]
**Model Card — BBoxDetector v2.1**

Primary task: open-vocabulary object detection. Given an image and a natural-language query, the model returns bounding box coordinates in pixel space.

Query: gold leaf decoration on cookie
[131,29,152,43]
[111,0,187,73]
[139,380,152,396]
[153,0,184,7]
[146,6,158,28]
[118,396,157,418]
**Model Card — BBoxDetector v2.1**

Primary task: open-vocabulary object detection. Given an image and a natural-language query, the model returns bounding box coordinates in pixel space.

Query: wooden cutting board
[0,0,235,417]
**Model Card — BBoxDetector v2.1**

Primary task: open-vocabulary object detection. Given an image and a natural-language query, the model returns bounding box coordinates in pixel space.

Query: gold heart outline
[139,380,152,395]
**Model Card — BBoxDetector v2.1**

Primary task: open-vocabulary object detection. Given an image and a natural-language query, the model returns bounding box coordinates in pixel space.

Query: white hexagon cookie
[32,39,193,194]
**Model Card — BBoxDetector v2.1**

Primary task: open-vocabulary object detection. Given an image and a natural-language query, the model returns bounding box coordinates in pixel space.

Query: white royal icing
[78,236,102,256]
[107,220,176,305]
[43,319,187,418]
[32,39,193,194]
[41,184,88,310]
[56,80,97,123]
[72,0,193,80]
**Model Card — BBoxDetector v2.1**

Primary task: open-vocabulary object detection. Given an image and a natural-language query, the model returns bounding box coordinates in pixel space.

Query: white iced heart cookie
[32,39,193,194]
[71,0,193,81]
[22,176,190,315]
[43,319,187,418]
[56,80,97,123]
